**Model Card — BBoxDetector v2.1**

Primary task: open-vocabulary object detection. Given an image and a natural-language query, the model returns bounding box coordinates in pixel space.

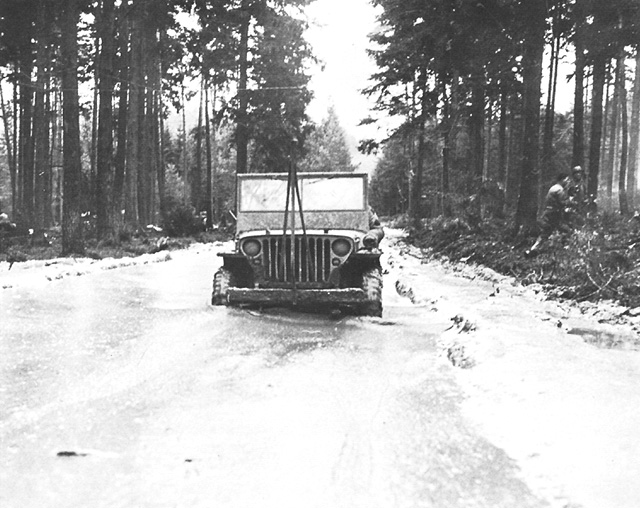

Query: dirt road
[1,232,639,508]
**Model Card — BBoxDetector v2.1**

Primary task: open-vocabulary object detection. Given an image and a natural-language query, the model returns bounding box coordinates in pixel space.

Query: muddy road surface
[1,232,639,508]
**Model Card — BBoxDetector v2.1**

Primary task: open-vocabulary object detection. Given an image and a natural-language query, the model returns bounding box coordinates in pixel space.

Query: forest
[362,0,640,307]
[1,0,640,265]
[367,0,640,230]
[0,0,354,255]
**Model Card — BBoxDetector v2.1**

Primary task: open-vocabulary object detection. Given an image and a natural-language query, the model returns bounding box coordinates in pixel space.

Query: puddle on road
[567,327,640,351]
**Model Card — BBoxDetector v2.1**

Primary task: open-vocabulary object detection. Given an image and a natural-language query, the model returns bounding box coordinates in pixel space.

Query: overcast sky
[304,0,383,171]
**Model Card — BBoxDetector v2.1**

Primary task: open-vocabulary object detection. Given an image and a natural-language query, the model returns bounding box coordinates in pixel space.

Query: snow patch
[0,242,225,291]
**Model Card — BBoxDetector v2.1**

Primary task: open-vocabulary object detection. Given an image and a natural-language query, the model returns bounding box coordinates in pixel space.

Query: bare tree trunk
[50,90,63,224]
[194,76,204,211]
[468,72,484,188]
[137,28,152,226]
[12,83,18,215]
[18,56,35,227]
[181,84,188,204]
[498,88,508,189]
[441,79,452,217]
[44,82,54,226]
[628,51,640,211]
[410,82,428,227]
[572,0,586,168]
[236,1,250,175]
[618,54,629,216]
[157,59,166,221]
[113,2,129,225]
[60,0,84,254]
[205,79,213,229]
[96,0,116,238]
[541,26,559,202]
[515,0,546,234]
[0,76,16,214]
[605,60,621,202]
[587,53,607,211]
[125,15,141,226]
[149,47,162,224]
[33,0,50,232]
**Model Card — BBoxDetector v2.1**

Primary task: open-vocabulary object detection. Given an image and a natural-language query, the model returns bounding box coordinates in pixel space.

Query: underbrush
[407,212,640,309]
[0,226,231,266]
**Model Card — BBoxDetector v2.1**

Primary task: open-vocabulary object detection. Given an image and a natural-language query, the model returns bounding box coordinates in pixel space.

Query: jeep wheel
[212,268,234,305]
[361,267,383,317]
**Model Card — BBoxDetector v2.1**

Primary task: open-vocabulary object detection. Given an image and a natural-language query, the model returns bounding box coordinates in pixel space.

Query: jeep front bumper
[226,288,368,306]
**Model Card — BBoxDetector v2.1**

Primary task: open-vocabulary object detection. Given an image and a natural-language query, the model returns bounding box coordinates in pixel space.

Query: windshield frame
[238,172,367,213]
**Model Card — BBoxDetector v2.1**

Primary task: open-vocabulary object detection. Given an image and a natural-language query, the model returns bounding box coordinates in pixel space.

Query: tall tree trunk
[410,82,428,227]
[137,27,152,226]
[90,2,100,207]
[0,75,16,214]
[18,54,35,227]
[205,80,213,229]
[33,0,50,232]
[236,1,250,175]
[157,66,166,221]
[50,90,62,223]
[44,82,53,226]
[125,15,141,226]
[572,0,586,168]
[441,80,452,217]
[60,0,84,254]
[587,53,607,211]
[181,84,188,203]
[498,88,508,188]
[618,54,629,216]
[628,51,640,211]
[468,72,484,189]
[515,0,546,233]
[541,27,559,202]
[195,76,204,211]
[113,2,129,225]
[605,59,621,202]
[96,0,116,238]
[149,44,162,224]
[12,83,19,215]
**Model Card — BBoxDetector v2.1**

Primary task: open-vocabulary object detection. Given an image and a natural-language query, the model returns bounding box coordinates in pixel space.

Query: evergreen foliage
[365,0,640,230]
[298,106,354,173]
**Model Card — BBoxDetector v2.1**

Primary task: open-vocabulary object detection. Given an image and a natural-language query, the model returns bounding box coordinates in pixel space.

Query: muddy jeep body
[212,172,383,316]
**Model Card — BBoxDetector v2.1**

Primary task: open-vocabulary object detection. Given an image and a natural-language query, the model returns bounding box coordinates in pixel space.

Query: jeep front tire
[212,268,234,306]
[361,267,383,317]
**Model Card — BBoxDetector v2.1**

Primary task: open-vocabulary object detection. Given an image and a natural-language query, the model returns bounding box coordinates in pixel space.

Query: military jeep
[212,172,383,316]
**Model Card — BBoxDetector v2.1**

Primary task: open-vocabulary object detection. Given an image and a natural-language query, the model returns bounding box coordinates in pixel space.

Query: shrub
[161,199,205,237]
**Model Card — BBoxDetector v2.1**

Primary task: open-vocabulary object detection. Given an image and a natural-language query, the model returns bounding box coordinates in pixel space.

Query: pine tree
[299,106,354,173]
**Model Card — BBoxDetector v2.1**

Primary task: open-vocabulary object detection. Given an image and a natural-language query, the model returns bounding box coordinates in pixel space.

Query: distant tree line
[0,0,355,253]
[365,0,640,232]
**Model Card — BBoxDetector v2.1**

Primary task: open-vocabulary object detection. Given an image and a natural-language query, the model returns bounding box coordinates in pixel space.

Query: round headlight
[331,238,351,257]
[241,239,262,257]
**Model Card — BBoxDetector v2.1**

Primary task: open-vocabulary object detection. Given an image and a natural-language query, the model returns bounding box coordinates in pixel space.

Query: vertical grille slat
[260,235,336,284]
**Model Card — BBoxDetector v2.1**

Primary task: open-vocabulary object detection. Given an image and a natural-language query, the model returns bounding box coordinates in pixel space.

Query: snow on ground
[0,242,227,291]
[3,232,640,507]
[385,229,640,508]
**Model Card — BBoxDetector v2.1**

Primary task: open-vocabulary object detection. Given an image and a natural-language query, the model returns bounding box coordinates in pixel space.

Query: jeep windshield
[240,174,365,212]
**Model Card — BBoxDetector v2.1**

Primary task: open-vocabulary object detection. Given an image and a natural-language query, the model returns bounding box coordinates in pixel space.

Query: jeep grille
[261,236,335,283]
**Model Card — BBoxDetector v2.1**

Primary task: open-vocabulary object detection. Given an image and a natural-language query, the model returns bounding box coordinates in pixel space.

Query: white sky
[303,0,382,171]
